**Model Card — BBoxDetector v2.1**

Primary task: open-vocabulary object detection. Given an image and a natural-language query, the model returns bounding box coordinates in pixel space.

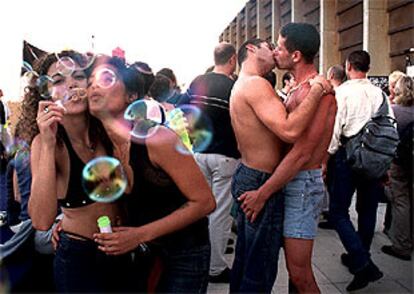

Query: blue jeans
[230,163,284,293]
[0,170,7,211]
[155,244,210,293]
[5,148,31,224]
[54,232,133,293]
[328,148,382,273]
[14,149,31,221]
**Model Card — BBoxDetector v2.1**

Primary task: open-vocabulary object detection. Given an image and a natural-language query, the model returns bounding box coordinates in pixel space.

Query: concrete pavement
[208,202,413,293]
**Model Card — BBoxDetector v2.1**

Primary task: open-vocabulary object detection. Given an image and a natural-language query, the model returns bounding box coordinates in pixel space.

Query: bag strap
[374,92,390,117]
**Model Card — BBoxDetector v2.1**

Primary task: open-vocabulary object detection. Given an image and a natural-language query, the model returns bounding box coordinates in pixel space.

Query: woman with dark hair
[89,56,216,293]
[23,51,132,292]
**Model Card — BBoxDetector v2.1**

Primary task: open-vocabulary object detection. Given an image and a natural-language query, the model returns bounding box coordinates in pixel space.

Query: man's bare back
[230,74,284,173]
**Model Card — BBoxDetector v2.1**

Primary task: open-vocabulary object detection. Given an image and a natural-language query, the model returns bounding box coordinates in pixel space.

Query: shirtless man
[229,37,330,293]
[238,23,336,293]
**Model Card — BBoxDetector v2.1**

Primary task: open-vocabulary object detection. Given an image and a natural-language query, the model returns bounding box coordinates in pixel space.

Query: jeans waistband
[60,230,95,243]
[293,168,323,180]
[238,163,272,177]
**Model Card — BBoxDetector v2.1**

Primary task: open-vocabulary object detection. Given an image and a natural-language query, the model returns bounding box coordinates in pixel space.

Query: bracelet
[312,81,327,95]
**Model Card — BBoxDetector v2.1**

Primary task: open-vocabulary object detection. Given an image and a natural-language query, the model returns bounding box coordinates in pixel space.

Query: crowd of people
[0,22,412,293]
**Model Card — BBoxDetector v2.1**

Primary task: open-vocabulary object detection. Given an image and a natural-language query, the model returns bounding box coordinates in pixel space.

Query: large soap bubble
[82,156,127,203]
[124,99,165,140]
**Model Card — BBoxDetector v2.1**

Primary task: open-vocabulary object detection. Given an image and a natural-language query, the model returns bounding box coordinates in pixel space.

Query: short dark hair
[347,50,370,73]
[238,38,266,66]
[264,71,277,88]
[149,74,172,102]
[279,23,320,64]
[157,68,177,86]
[214,43,236,65]
[132,61,154,95]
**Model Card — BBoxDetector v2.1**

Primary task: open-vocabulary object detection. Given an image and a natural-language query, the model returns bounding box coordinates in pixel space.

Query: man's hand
[238,190,266,223]
[309,75,333,95]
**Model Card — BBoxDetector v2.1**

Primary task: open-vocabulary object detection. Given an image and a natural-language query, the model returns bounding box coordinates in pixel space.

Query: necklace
[289,73,318,94]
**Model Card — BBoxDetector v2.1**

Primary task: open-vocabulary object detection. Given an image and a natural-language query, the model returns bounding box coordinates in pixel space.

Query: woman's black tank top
[58,131,95,208]
[127,141,209,250]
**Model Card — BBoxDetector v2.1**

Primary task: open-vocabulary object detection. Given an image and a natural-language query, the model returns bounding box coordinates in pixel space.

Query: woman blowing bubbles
[23,51,132,292]
[88,56,216,293]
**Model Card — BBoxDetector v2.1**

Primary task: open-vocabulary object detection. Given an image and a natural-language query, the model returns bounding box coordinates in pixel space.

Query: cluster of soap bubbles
[124,100,213,155]
[75,62,212,201]
[80,99,214,203]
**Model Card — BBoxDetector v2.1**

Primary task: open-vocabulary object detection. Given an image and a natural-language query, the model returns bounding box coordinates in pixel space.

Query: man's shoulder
[190,73,234,97]
[235,75,269,91]
[336,79,372,96]
[193,72,233,83]
[336,80,353,92]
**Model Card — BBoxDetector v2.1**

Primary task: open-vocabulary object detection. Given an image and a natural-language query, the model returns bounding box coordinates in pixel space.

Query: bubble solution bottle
[97,215,149,254]
[97,216,112,233]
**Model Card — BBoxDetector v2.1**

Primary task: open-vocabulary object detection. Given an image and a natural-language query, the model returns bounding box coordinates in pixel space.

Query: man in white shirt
[327,50,388,291]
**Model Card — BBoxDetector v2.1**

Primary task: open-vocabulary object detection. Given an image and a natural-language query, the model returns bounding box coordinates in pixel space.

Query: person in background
[185,42,240,283]
[264,71,277,89]
[327,64,346,89]
[327,50,388,291]
[318,64,346,230]
[132,61,155,97]
[388,70,406,104]
[382,70,405,235]
[157,67,182,105]
[149,73,177,111]
[381,76,414,261]
[0,90,11,225]
[276,71,296,102]
[5,120,31,232]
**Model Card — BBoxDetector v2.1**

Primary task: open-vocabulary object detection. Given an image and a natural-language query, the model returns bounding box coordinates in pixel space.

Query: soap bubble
[124,99,165,140]
[82,156,127,203]
[166,105,213,154]
[55,51,97,72]
[36,75,54,99]
[55,56,76,76]
[94,68,117,89]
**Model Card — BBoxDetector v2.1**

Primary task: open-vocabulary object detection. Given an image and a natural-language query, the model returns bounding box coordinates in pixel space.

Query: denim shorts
[283,169,325,239]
